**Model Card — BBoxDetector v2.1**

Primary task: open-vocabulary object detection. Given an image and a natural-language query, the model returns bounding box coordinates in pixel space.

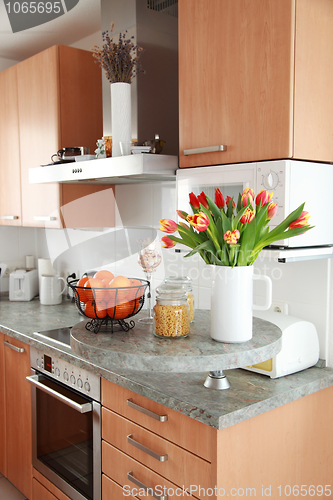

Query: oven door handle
[26,374,92,414]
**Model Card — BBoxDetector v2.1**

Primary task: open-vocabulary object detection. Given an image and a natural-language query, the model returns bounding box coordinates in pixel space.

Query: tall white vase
[210,266,272,343]
[111,82,132,157]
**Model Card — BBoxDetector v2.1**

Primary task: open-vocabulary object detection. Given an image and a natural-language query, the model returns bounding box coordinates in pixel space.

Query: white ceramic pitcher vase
[210,265,272,343]
[111,82,132,157]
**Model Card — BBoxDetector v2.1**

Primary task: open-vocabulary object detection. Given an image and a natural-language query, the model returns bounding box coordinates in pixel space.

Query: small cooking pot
[51,147,90,162]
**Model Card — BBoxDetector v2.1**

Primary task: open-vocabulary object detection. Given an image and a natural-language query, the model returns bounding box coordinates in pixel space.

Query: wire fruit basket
[67,277,149,333]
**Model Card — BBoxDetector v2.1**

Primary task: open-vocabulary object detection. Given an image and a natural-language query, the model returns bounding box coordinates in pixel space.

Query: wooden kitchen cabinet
[32,469,72,500]
[16,44,114,228]
[3,336,32,499]
[0,66,22,226]
[179,0,333,168]
[102,378,333,500]
[0,332,5,476]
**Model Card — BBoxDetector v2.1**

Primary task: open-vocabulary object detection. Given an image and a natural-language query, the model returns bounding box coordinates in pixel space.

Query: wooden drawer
[103,440,201,499]
[102,473,137,500]
[102,407,211,497]
[32,469,71,500]
[101,378,214,461]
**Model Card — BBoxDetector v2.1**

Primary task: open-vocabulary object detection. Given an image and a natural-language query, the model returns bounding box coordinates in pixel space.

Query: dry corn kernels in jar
[164,276,195,323]
[153,285,190,338]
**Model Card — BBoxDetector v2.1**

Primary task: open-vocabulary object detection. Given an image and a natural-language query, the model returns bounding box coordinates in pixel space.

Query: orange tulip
[197,191,209,209]
[187,212,210,232]
[289,211,310,230]
[241,188,255,207]
[223,229,240,245]
[267,202,278,220]
[159,218,177,233]
[189,192,200,209]
[256,189,273,207]
[214,187,225,208]
[161,236,176,248]
[240,207,256,224]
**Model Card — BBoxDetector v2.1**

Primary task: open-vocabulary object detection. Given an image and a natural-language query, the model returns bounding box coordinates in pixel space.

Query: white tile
[152,181,177,223]
[115,184,153,226]
[0,477,26,500]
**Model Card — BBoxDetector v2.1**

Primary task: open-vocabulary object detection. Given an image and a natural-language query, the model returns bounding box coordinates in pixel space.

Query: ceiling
[0,0,101,62]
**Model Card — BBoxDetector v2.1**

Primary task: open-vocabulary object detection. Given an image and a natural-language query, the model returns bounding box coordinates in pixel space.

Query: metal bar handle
[26,374,92,414]
[127,434,168,462]
[4,341,25,353]
[183,144,227,155]
[0,215,19,220]
[33,216,57,221]
[127,398,168,422]
[127,471,168,500]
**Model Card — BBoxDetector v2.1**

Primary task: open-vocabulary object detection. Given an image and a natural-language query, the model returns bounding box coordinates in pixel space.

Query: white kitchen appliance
[244,310,320,378]
[177,159,333,249]
[9,268,39,301]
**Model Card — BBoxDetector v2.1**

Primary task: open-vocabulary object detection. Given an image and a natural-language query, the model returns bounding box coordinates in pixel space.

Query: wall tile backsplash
[0,180,332,364]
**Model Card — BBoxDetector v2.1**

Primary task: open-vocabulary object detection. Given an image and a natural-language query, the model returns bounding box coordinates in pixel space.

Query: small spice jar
[153,285,190,339]
[164,276,195,323]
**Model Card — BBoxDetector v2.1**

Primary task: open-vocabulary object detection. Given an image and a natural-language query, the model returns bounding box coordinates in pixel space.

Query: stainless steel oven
[27,345,101,500]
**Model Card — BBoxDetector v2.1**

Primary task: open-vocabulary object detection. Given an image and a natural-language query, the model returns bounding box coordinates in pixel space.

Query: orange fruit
[94,270,114,282]
[85,300,107,319]
[109,276,131,304]
[84,278,106,302]
[76,276,89,302]
[128,278,144,300]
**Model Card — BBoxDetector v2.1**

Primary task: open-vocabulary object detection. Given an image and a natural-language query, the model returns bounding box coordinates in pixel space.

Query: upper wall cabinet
[0,65,22,226]
[179,0,333,168]
[16,44,114,228]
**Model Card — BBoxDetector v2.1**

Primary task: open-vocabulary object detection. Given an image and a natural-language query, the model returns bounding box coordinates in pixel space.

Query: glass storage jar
[153,285,190,339]
[164,276,194,323]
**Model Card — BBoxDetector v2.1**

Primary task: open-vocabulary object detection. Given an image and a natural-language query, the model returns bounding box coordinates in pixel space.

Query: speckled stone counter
[1,296,333,430]
[70,310,282,372]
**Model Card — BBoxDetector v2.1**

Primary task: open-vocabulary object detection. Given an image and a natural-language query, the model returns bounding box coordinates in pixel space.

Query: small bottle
[153,285,190,339]
[164,276,195,323]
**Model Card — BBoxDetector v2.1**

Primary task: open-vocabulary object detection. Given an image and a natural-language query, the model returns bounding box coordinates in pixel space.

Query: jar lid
[156,284,188,300]
[164,275,192,284]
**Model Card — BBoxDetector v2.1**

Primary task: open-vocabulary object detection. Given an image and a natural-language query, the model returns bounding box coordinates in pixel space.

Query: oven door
[27,369,101,500]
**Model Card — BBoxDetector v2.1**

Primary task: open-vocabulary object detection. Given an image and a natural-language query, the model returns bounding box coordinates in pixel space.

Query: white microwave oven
[177,159,333,249]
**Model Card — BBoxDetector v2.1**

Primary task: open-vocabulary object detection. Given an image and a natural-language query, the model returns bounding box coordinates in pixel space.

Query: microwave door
[176,163,257,214]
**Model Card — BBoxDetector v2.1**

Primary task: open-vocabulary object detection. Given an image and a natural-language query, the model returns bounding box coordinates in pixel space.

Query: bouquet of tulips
[159,188,313,267]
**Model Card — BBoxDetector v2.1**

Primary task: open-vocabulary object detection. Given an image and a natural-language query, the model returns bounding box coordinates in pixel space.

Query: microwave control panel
[30,346,100,401]
[257,162,286,226]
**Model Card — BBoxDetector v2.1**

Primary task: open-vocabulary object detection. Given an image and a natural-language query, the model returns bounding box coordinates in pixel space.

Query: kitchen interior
[1,1,333,500]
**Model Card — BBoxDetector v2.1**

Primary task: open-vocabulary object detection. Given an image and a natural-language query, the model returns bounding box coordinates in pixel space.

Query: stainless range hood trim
[29,154,178,185]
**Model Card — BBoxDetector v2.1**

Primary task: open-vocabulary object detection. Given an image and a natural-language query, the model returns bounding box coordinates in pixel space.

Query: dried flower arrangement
[92,22,144,83]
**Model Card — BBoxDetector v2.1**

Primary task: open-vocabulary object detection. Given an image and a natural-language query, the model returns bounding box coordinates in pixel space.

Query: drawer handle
[4,341,25,353]
[127,471,168,500]
[0,215,19,220]
[183,144,227,155]
[127,398,168,422]
[127,434,168,462]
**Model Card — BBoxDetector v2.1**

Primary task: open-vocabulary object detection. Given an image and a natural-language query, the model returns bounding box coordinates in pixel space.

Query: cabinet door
[179,0,295,168]
[32,478,58,500]
[293,0,333,163]
[17,45,62,228]
[4,337,32,500]
[0,66,22,225]
[0,332,5,476]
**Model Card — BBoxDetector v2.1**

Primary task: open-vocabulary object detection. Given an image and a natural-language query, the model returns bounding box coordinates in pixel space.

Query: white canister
[40,275,66,305]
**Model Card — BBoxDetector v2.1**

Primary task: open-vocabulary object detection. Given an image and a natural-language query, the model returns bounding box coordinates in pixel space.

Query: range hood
[29,154,178,185]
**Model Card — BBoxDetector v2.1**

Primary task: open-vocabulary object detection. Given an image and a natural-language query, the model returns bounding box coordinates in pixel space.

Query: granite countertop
[1,296,333,430]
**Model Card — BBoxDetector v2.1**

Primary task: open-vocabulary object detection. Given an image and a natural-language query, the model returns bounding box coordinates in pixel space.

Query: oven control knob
[36,358,42,368]
[263,171,279,190]
[55,367,60,377]
[63,371,69,382]
[70,374,76,385]
[84,381,91,392]
[77,378,83,388]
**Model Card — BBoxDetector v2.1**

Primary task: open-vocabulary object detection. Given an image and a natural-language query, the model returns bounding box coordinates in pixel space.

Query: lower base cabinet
[32,469,71,500]
[101,378,333,500]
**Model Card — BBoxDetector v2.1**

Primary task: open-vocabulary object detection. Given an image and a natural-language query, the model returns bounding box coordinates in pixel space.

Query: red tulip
[189,192,200,210]
[241,188,255,207]
[267,203,278,220]
[159,218,177,233]
[214,187,225,208]
[223,229,240,245]
[187,212,210,232]
[197,191,209,209]
[240,207,256,224]
[161,236,176,248]
[256,189,273,207]
[289,211,310,230]
[225,196,235,209]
